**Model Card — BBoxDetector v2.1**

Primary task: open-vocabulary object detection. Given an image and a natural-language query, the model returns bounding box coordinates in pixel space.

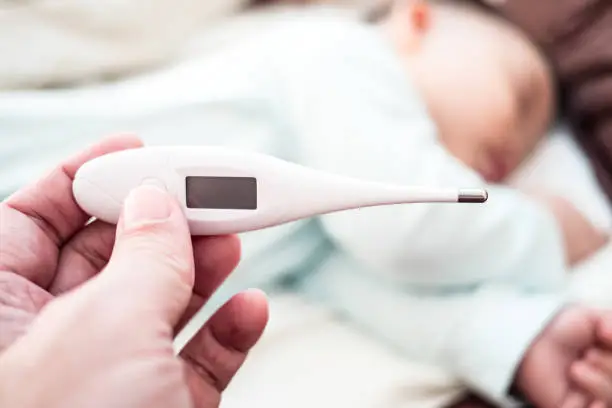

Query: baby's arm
[531,193,609,266]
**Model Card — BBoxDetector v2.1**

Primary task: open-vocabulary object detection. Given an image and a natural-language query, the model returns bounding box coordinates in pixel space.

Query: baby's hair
[364,1,393,22]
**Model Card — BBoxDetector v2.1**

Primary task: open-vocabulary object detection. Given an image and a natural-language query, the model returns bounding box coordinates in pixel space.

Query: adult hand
[0,134,268,408]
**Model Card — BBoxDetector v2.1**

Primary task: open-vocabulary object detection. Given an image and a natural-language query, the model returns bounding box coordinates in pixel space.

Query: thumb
[102,184,195,328]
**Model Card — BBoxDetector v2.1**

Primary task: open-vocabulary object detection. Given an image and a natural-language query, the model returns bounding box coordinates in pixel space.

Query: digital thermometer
[73,146,488,235]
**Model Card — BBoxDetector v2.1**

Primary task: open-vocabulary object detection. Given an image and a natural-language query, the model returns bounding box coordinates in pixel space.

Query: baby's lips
[480,162,502,183]
[483,154,512,183]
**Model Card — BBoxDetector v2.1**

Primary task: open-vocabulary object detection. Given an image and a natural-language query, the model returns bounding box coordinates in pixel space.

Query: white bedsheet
[213,124,612,408]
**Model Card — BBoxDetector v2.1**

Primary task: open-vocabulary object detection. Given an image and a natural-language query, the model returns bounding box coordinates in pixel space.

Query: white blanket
[0,1,368,90]
[215,125,612,408]
[0,0,248,89]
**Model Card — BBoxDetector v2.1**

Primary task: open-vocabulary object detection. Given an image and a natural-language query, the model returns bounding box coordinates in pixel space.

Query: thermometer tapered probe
[73,146,488,235]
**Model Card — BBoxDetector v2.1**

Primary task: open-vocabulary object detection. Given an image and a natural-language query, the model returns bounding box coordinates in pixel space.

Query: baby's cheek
[437,90,519,178]
[437,136,483,177]
[487,102,527,169]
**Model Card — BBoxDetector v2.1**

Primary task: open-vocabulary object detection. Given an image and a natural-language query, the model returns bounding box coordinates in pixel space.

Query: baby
[0,1,611,407]
[284,1,612,407]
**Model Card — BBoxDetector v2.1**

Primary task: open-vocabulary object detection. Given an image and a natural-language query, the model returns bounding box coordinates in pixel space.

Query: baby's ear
[389,0,432,50]
[408,0,431,32]
[391,0,431,30]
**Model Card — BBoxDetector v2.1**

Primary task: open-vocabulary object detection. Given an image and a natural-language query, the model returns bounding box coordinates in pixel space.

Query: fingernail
[123,184,172,227]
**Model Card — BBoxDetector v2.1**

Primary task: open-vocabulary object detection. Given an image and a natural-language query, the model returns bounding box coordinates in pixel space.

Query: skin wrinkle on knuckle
[183,326,244,392]
[184,353,222,390]
[7,197,62,247]
[0,233,29,268]
[68,230,113,272]
[1,222,58,276]
[120,218,172,238]
[0,272,49,311]
[0,285,28,312]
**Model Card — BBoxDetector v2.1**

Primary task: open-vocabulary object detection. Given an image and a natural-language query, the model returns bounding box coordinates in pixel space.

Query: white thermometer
[73,146,488,235]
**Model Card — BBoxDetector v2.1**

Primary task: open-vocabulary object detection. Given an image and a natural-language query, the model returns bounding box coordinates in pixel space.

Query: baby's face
[387,1,555,182]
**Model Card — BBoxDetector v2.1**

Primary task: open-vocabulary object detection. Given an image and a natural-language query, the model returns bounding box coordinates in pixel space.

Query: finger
[53,225,240,301]
[561,390,591,408]
[571,362,612,404]
[5,133,142,246]
[192,235,241,300]
[0,134,142,287]
[181,289,268,400]
[175,235,241,333]
[585,349,612,378]
[97,184,195,329]
[596,314,612,349]
[49,221,116,295]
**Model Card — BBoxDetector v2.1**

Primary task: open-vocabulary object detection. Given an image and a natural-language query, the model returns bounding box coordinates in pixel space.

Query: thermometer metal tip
[457,189,488,203]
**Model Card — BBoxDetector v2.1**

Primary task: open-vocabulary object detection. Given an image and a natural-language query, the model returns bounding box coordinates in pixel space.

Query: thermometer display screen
[186,176,257,210]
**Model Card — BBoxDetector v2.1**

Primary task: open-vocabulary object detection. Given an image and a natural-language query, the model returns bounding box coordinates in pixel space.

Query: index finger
[1,134,143,287]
